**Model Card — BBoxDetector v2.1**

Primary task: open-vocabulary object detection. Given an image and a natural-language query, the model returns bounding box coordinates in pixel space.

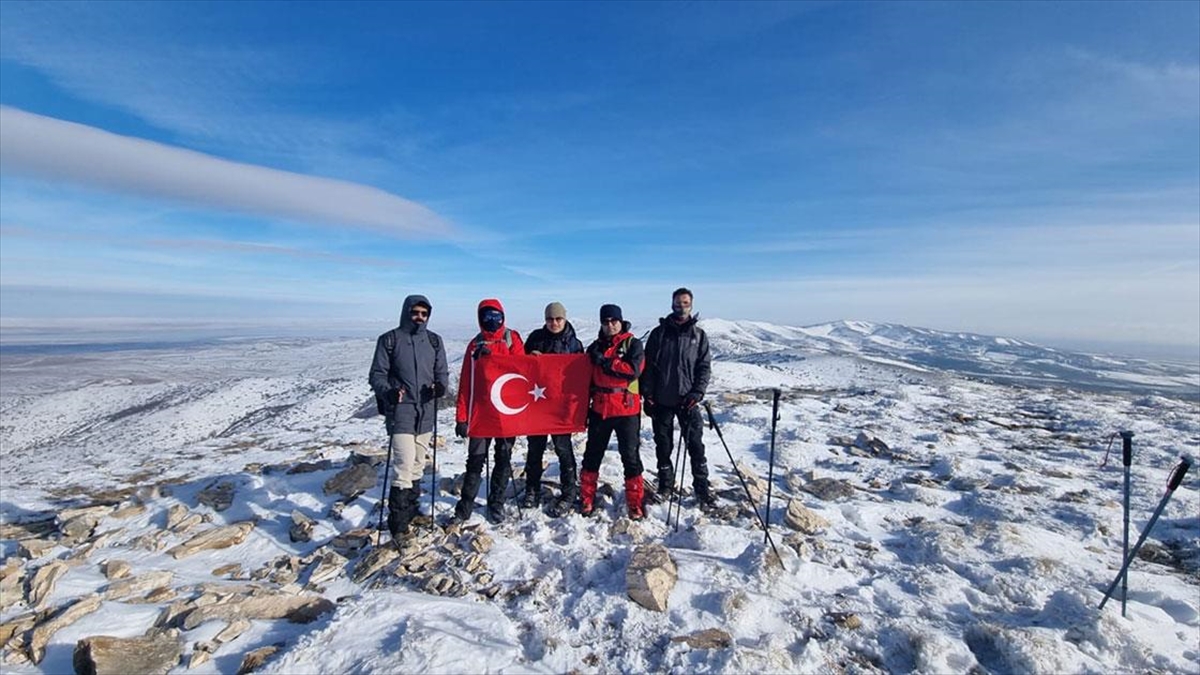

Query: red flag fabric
[466,354,591,437]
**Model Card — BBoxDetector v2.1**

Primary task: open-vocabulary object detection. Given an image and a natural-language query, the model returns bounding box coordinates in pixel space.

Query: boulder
[27,560,69,609]
[180,593,335,629]
[237,644,282,675]
[28,593,102,663]
[289,510,315,543]
[197,481,235,512]
[626,544,677,612]
[323,464,377,499]
[103,570,175,600]
[670,628,733,649]
[73,632,181,675]
[782,499,830,534]
[100,559,132,580]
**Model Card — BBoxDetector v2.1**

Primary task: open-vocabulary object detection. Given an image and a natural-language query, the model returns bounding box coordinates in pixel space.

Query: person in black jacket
[368,294,449,540]
[639,287,717,509]
[519,302,585,516]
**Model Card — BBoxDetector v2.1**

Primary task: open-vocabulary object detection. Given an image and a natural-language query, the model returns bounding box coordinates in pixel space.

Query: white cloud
[0,107,454,238]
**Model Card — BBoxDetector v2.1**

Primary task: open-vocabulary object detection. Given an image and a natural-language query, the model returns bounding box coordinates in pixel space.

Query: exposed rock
[101,560,132,580]
[180,593,335,629]
[423,573,462,596]
[109,502,147,520]
[306,551,348,586]
[783,499,830,534]
[212,563,243,578]
[671,628,733,649]
[352,547,399,583]
[58,513,101,544]
[827,611,862,630]
[73,632,182,675]
[142,587,177,603]
[165,504,189,530]
[323,464,377,499]
[28,593,102,663]
[129,529,171,552]
[18,538,58,559]
[237,643,282,675]
[466,532,493,554]
[0,515,57,541]
[58,505,113,523]
[104,570,174,600]
[0,558,26,610]
[734,462,768,503]
[349,447,387,467]
[214,618,251,644]
[167,522,255,559]
[626,543,677,612]
[330,528,373,556]
[189,645,213,669]
[197,481,236,512]
[289,510,316,543]
[0,611,43,646]
[27,560,69,609]
[800,477,857,501]
[287,459,335,474]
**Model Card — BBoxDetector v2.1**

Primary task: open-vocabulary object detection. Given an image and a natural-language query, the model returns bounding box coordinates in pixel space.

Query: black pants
[464,436,514,504]
[582,412,643,479]
[650,404,708,487]
[525,434,575,490]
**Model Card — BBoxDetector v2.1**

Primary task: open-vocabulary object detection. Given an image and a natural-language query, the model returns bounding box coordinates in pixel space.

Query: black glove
[424,382,446,399]
[642,397,656,413]
[386,387,403,404]
[682,392,702,410]
[455,422,468,438]
[588,346,609,366]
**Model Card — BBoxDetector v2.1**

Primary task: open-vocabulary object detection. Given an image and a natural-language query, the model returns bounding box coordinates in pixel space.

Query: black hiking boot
[486,501,507,524]
[519,489,541,509]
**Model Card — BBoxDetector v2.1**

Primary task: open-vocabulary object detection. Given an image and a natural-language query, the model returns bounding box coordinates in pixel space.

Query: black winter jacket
[368,294,449,434]
[640,316,711,408]
[525,321,584,355]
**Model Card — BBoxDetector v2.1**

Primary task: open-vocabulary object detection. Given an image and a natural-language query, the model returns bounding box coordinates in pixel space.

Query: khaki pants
[389,432,432,488]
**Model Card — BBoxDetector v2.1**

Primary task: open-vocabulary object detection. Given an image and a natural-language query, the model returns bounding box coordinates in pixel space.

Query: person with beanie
[521,302,585,516]
[368,294,449,543]
[579,303,647,520]
[454,298,525,524]
[640,287,717,510]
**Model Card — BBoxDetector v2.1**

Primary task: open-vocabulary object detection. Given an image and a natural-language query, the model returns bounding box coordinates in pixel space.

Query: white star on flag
[529,383,547,401]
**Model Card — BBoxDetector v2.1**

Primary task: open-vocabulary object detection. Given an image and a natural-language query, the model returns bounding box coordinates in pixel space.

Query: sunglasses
[546,316,565,322]
[604,318,622,324]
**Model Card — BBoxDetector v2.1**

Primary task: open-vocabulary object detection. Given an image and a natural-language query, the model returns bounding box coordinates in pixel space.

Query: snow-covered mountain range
[0,319,1197,674]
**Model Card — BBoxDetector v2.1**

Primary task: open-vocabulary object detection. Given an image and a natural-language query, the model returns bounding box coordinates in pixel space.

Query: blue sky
[1,1,1197,352]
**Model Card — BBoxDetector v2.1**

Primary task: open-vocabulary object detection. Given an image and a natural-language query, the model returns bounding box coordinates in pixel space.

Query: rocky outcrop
[179,592,335,630]
[167,522,255,559]
[671,628,733,649]
[323,464,376,499]
[27,560,69,609]
[783,499,830,534]
[626,544,677,612]
[28,593,103,663]
[73,632,182,675]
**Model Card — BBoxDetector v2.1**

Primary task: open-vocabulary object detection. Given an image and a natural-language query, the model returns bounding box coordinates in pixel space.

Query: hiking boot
[694,480,718,511]
[579,470,599,517]
[546,495,573,518]
[453,498,475,522]
[387,486,412,538]
[625,475,645,521]
[486,502,507,524]
[519,489,541,509]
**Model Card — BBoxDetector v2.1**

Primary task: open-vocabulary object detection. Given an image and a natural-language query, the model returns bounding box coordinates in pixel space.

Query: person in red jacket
[579,304,646,520]
[454,298,525,523]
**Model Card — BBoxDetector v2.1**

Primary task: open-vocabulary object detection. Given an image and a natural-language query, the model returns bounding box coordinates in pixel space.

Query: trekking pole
[674,423,687,532]
[704,401,786,570]
[377,432,394,541]
[665,421,685,527]
[764,388,781,542]
[430,390,439,529]
[1100,456,1191,611]
[1119,430,1134,616]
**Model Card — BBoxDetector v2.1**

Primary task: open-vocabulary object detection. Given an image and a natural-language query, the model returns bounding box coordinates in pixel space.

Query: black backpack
[375,330,442,416]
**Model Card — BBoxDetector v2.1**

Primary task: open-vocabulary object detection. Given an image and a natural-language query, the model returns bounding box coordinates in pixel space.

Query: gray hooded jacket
[368,294,449,434]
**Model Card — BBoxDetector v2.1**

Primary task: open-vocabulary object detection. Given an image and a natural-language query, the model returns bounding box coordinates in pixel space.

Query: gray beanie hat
[544,302,567,319]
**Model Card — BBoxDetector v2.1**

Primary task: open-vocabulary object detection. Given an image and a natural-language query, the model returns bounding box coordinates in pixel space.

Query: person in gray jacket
[369,294,449,540]
[640,287,717,509]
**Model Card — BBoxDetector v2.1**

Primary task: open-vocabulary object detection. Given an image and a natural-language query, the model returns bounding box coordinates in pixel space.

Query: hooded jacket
[368,294,449,434]
[586,320,644,419]
[640,314,711,409]
[456,298,526,425]
[525,320,584,355]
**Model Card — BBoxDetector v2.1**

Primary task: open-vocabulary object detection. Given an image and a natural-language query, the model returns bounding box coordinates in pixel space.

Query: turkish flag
[466,354,591,437]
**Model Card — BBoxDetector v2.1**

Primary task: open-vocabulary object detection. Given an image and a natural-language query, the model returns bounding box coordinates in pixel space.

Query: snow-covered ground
[1,319,1197,674]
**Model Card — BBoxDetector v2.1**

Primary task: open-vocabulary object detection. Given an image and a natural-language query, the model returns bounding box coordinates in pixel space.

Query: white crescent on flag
[489,373,530,415]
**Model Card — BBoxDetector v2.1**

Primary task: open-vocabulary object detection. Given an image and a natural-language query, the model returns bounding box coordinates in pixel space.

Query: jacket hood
[400,294,432,333]
[477,298,506,335]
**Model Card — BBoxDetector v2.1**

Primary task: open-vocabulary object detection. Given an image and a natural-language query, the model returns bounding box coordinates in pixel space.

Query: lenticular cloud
[0,106,452,238]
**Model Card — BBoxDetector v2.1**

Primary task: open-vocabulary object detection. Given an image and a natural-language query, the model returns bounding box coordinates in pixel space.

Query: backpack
[472,328,512,356]
[375,330,442,416]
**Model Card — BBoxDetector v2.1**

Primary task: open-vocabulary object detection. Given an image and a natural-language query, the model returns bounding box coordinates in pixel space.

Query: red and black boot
[624,475,645,521]
[579,470,599,516]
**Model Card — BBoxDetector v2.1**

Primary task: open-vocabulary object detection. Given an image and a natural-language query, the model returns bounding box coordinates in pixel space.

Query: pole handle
[1167,457,1191,491]
[703,401,717,430]
[771,388,781,421]
[1120,431,1133,467]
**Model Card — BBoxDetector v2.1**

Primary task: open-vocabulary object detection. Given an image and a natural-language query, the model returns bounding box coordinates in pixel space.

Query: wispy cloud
[0,107,454,238]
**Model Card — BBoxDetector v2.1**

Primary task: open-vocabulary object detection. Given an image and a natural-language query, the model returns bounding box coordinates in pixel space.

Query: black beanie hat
[600,304,623,322]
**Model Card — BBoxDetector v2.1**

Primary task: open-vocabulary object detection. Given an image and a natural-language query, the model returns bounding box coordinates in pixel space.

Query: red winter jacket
[586,322,644,419]
[456,298,525,424]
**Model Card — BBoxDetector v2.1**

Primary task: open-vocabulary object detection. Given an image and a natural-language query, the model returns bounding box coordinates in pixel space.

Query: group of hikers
[368,288,714,543]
